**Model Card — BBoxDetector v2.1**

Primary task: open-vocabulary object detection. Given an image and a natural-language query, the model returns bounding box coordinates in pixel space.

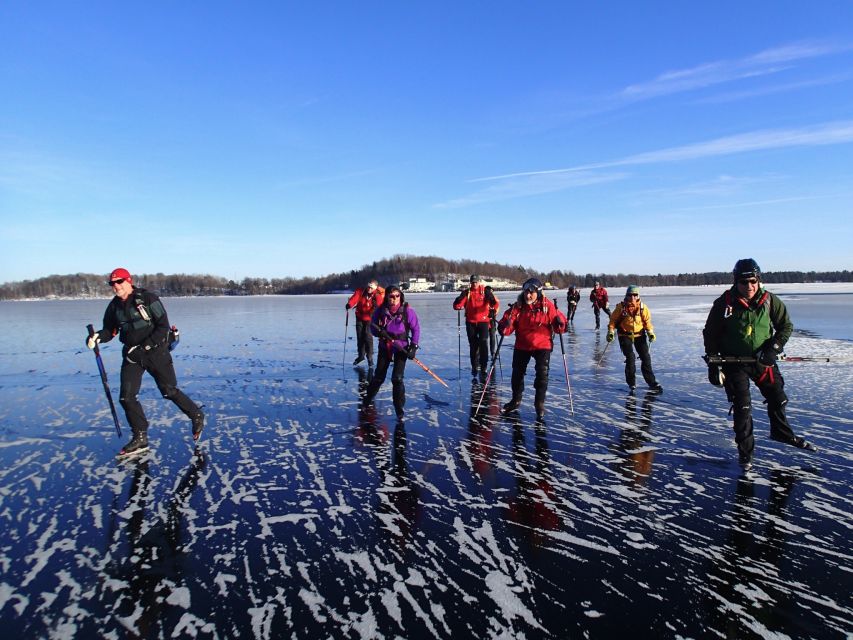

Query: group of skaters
[86,259,815,472]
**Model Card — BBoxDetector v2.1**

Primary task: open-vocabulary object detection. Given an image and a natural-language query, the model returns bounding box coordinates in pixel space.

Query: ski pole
[87,324,122,438]
[596,337,612,368]
[342,308,350,369]
[412,356,450,388]
[554,299,574,416]
[457,310,461,377]
[475,332,505,414]
[475,307,511,414]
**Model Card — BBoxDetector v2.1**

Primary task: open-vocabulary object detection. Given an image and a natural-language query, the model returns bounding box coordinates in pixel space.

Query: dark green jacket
[703,287,792,357]
[98,287,170,350]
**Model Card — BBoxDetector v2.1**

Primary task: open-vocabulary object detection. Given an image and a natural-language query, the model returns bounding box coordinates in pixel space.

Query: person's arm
[768,293,793,347]
[498,304,517,335]
[143,292,171,349]
[702,298,724,354]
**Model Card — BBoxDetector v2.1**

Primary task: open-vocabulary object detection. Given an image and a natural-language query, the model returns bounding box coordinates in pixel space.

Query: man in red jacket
[346,279,385,367]
[454,275,500,378]
[589,281,612,330]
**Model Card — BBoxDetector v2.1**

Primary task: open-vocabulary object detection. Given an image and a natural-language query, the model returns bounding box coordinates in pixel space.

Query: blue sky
[2,2,852,283]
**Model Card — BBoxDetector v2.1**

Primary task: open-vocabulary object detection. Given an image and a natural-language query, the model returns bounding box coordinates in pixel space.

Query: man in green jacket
[703,259,815,472]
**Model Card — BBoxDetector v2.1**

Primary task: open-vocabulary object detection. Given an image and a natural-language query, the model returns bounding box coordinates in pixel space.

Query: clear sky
[2,2,852,284]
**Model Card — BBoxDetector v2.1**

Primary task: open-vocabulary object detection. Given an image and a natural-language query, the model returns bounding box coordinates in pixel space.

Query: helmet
[470,274,482,284]
[108,267,132,284]
[568,285,575,291]
[732,258,761,282]
[625,285,640,298]
[522,278,543,293]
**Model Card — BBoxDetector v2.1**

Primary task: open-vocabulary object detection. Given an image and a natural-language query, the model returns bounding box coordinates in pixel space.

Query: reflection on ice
[0,289,851,638]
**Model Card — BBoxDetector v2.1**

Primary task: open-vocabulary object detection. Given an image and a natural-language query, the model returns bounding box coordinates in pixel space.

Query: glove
[757,348,777,367]
[707,363,724,386]
[648,333,656,343]
[345,303,351,310]
[702,355,725,387]
[378,329,391,342]
[406,343,418,360]
[606,331,615,343]
[757,339,782,367]
[553,318,566,333]
[86,332,101,349]
[484,286,496,304]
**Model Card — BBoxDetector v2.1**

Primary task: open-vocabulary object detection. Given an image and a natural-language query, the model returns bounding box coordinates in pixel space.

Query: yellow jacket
[608,300,654,337]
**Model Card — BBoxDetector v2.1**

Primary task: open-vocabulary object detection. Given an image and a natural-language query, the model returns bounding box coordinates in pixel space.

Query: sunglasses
[738,278,758,285]
[388,293,401,298]
[629,293,639,297]
[108,278,126,286]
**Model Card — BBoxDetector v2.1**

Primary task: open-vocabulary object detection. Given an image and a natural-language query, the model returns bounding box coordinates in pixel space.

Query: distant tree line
[1,256,851,300]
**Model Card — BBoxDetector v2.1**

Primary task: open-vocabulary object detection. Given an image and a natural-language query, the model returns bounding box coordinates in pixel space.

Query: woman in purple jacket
[363,285,421,419]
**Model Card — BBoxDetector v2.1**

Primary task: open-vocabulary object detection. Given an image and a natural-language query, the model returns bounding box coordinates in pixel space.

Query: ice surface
[0,287,851,638]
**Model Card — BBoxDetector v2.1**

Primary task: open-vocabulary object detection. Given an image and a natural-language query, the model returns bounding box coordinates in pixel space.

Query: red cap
[109,268,132,283]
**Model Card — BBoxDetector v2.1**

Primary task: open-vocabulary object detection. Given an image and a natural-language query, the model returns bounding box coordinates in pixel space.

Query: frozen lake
[1,285,852,638]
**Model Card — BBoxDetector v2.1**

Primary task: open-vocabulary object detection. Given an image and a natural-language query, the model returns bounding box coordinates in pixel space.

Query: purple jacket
[370,303,420,354]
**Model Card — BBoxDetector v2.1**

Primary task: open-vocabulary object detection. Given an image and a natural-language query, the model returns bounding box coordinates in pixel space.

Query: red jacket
[453,285,500,323]
[498,296,566,351]
[347,287,385,322]
[590,287,609,309]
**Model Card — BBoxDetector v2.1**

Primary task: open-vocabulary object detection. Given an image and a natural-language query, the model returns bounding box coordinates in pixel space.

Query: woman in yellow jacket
[607,285,663,393]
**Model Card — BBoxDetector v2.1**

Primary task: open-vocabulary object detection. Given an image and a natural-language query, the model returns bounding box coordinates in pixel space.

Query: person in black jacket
[86,268,204,456]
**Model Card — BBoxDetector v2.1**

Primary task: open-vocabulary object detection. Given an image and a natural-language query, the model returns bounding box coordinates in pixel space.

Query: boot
[191,410,205,441]
[503,397,521,413]
[534,390,546,421]
[120,429,149,456]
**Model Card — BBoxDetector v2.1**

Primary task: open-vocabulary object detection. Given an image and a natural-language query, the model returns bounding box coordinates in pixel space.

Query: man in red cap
[86,268,204,456]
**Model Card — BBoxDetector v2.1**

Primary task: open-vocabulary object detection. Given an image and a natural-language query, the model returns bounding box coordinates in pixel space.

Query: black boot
[392,383,405,419]
[191,410,205,441]
[503,397,521,413]
[120,429,149,456]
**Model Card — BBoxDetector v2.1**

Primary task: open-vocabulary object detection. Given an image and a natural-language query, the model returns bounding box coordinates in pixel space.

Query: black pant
[365,345,408,414]
[722,363,796,461]
[593,305,611,327]
[119,345,200,435]
[510,349,551,409]
[355,319,374,362]
[568,301,577,321]
[617,333,657,388]
[466,322,490,372]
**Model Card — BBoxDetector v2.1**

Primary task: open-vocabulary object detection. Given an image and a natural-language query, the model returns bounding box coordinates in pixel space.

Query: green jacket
[703,286,792,357]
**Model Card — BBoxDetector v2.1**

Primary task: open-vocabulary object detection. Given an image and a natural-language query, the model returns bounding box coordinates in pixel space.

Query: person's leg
[532,350,551,419]
[119,357,149,451]
[618,336,636,388]
[755,366,797,444]
[505,349,532,411]
[391,352,408,418]
[634,335,659,388]
[465,322,479,374]
[364,347,390,404]
[475,322,490,372]
[723,365,755,464]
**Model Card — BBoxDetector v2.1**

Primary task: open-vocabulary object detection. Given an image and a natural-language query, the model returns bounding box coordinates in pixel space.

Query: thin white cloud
[693,73,852,104]
[473,120,853,183]
[620,40,847,101]
[434,171,625,209]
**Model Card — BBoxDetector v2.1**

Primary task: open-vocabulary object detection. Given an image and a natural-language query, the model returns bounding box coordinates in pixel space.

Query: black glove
[707,363,724,386]
[378,329,391,342]
[406,343,418,360]
[757,339,782,367]
[484,286,496,304]
[345,303,351,310]
[703,355,725,387]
